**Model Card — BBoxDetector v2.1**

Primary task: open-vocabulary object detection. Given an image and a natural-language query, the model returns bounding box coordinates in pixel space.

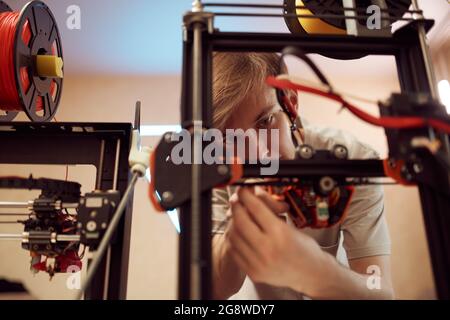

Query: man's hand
[227,187,331,295]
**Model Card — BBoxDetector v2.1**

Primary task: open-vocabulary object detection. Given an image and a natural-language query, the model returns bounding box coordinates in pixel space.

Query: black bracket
[78,191,121,249]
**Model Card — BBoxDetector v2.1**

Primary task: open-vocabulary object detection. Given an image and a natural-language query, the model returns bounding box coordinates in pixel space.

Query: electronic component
[0,176,123,278]
[272,183,354,229]
[77,191,121,250]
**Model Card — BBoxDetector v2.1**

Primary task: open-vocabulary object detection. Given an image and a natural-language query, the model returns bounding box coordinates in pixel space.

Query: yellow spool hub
[283,0,412,59]
[36,55,64,78]
[295,0,345,35]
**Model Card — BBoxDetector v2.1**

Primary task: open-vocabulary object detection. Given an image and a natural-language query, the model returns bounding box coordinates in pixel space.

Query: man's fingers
[255,187,289,213]
[237,188,281,232]
[228,217,261,266]
[231,201,265,249]
[230,187,288,214]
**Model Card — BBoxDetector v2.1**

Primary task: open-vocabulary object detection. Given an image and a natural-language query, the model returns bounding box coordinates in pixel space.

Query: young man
[211,52,394,300]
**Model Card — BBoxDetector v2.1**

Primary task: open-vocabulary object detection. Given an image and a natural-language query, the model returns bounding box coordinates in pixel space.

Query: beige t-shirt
[211,122,391,300]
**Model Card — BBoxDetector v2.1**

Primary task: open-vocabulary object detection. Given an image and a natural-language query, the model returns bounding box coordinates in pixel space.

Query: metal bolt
[319,176,335,193]
[86,221,97,232]
[192,0,203,12]
[217,165,229,176]
[162,191,174,203]
[164,133,173,143]
[333,145,348,159]
[413,162,424,174]
[298,145,314,159]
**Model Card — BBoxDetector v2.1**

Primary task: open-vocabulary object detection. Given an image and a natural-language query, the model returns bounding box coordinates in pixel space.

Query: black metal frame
[0,122,134,300]
[180,13,450,299]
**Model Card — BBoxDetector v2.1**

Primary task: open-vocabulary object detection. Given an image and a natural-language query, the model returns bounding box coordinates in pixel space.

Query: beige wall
[0,66,436,299]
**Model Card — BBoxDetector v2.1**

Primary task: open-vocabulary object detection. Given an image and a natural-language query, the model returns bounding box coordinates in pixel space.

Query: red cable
[267,76,450,134]
[0,12,55,112]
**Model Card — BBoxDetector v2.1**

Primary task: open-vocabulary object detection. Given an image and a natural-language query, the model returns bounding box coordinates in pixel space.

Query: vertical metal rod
[410,0,450,184]
[96,140,106,190]
[89,137,106,299]
[102,138,121,299]
[343,0,358,36]
[190,20,204,300]
[411,0,438,99]
[113,139,121,190]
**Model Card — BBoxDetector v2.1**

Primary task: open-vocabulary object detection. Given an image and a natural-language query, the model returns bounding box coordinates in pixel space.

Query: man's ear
[288,90,299,113]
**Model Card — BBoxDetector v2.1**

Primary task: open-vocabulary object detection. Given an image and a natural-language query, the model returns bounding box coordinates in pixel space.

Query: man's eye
[257,114,275,128]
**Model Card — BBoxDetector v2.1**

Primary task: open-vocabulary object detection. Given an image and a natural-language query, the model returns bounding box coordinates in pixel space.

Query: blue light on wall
[34,0,288,75]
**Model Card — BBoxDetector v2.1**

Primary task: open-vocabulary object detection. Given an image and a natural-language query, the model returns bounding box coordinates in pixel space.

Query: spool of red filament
[0,0,63,122]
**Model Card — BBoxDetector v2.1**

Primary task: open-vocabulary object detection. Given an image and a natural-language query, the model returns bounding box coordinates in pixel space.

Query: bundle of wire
[0,11,55,112]
[267,76,450,135]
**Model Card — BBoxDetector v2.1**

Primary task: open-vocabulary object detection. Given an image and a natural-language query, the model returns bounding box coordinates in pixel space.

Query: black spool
[283,0,412,60]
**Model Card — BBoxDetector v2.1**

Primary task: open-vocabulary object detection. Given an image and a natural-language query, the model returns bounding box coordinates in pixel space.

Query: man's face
[225,86,298,161]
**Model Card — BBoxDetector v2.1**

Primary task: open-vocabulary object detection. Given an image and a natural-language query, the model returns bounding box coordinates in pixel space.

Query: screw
[298,145,314,159]
[319,176,335,194]
[164,133,173,143]
[162,191,174,203]
[217,165,229,176]
[413,162,424,174]
[333,145,348,159]
[86,221,97,232]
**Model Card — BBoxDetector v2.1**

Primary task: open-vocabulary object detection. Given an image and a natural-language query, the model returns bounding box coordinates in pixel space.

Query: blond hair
[212,52,284,130]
